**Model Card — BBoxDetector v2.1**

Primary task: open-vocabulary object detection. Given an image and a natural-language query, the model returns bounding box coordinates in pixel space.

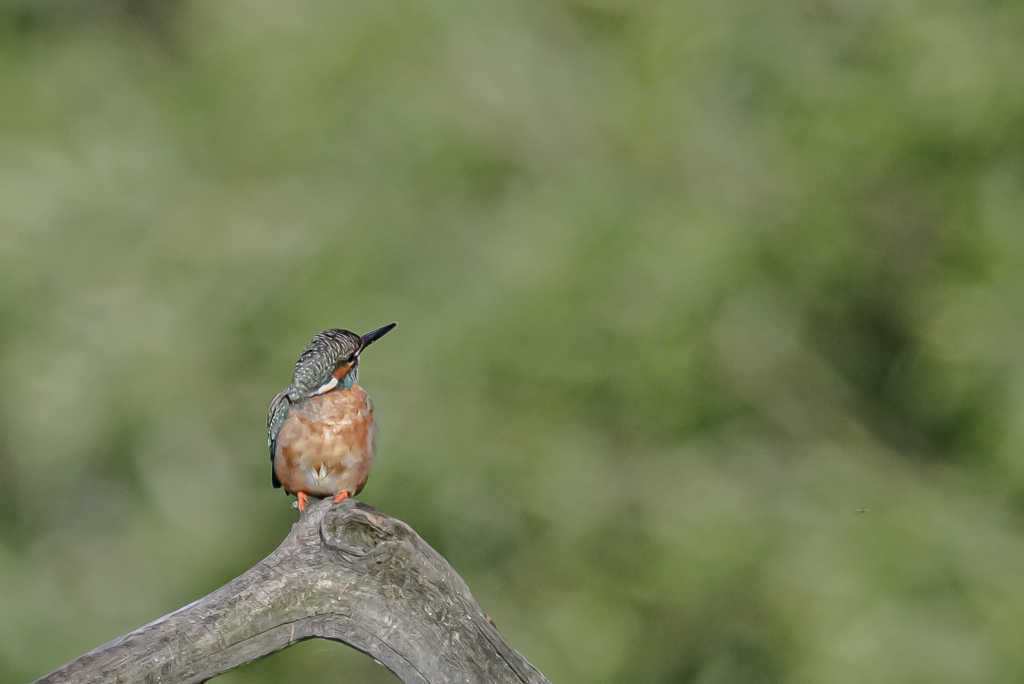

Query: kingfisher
[267,323,396,511]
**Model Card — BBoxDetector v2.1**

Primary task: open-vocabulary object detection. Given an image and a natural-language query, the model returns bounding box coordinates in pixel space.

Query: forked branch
[34,498,550,684]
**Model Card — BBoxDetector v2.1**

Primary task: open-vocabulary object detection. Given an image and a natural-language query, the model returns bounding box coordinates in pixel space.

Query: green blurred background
[2,0,1024,682]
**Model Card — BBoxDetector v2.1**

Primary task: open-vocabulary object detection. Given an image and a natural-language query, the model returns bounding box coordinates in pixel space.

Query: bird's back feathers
[267,389,291,488]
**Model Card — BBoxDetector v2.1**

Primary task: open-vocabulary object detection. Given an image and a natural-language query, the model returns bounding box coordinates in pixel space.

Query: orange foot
[333,490,350,504]
[297,491,308,511]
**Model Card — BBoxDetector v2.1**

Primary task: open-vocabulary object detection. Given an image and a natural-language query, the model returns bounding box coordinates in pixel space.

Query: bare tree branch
[34,498,551,684]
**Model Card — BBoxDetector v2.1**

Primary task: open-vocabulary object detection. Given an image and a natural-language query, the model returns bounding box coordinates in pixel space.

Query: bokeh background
[2,0,1024,682]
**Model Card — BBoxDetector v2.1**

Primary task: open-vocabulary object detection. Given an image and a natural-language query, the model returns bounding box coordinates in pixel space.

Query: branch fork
[36,498,550,684]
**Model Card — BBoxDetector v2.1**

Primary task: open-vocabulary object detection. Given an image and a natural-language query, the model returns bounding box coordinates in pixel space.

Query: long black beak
[360,322,397,350]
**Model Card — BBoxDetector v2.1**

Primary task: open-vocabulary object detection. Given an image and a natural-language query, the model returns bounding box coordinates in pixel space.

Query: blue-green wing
[267,389,291,488]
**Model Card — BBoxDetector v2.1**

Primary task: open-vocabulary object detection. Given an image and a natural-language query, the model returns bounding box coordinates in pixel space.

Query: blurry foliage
[2,0,1024,683]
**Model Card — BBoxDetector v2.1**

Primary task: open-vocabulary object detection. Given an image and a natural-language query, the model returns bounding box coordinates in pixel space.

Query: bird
[267,323,396,511]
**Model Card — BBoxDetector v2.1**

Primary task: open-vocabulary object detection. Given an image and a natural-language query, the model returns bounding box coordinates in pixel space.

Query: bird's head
[287,323,396,401]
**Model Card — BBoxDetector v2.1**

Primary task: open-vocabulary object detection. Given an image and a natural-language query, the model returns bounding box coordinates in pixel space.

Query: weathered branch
[34,498,551,684]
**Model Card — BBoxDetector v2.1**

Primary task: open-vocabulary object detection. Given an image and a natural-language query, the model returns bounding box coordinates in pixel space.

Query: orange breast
[274,384,376,497]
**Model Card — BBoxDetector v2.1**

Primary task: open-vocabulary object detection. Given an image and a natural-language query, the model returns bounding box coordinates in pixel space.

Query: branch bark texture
[35,498,551,684]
